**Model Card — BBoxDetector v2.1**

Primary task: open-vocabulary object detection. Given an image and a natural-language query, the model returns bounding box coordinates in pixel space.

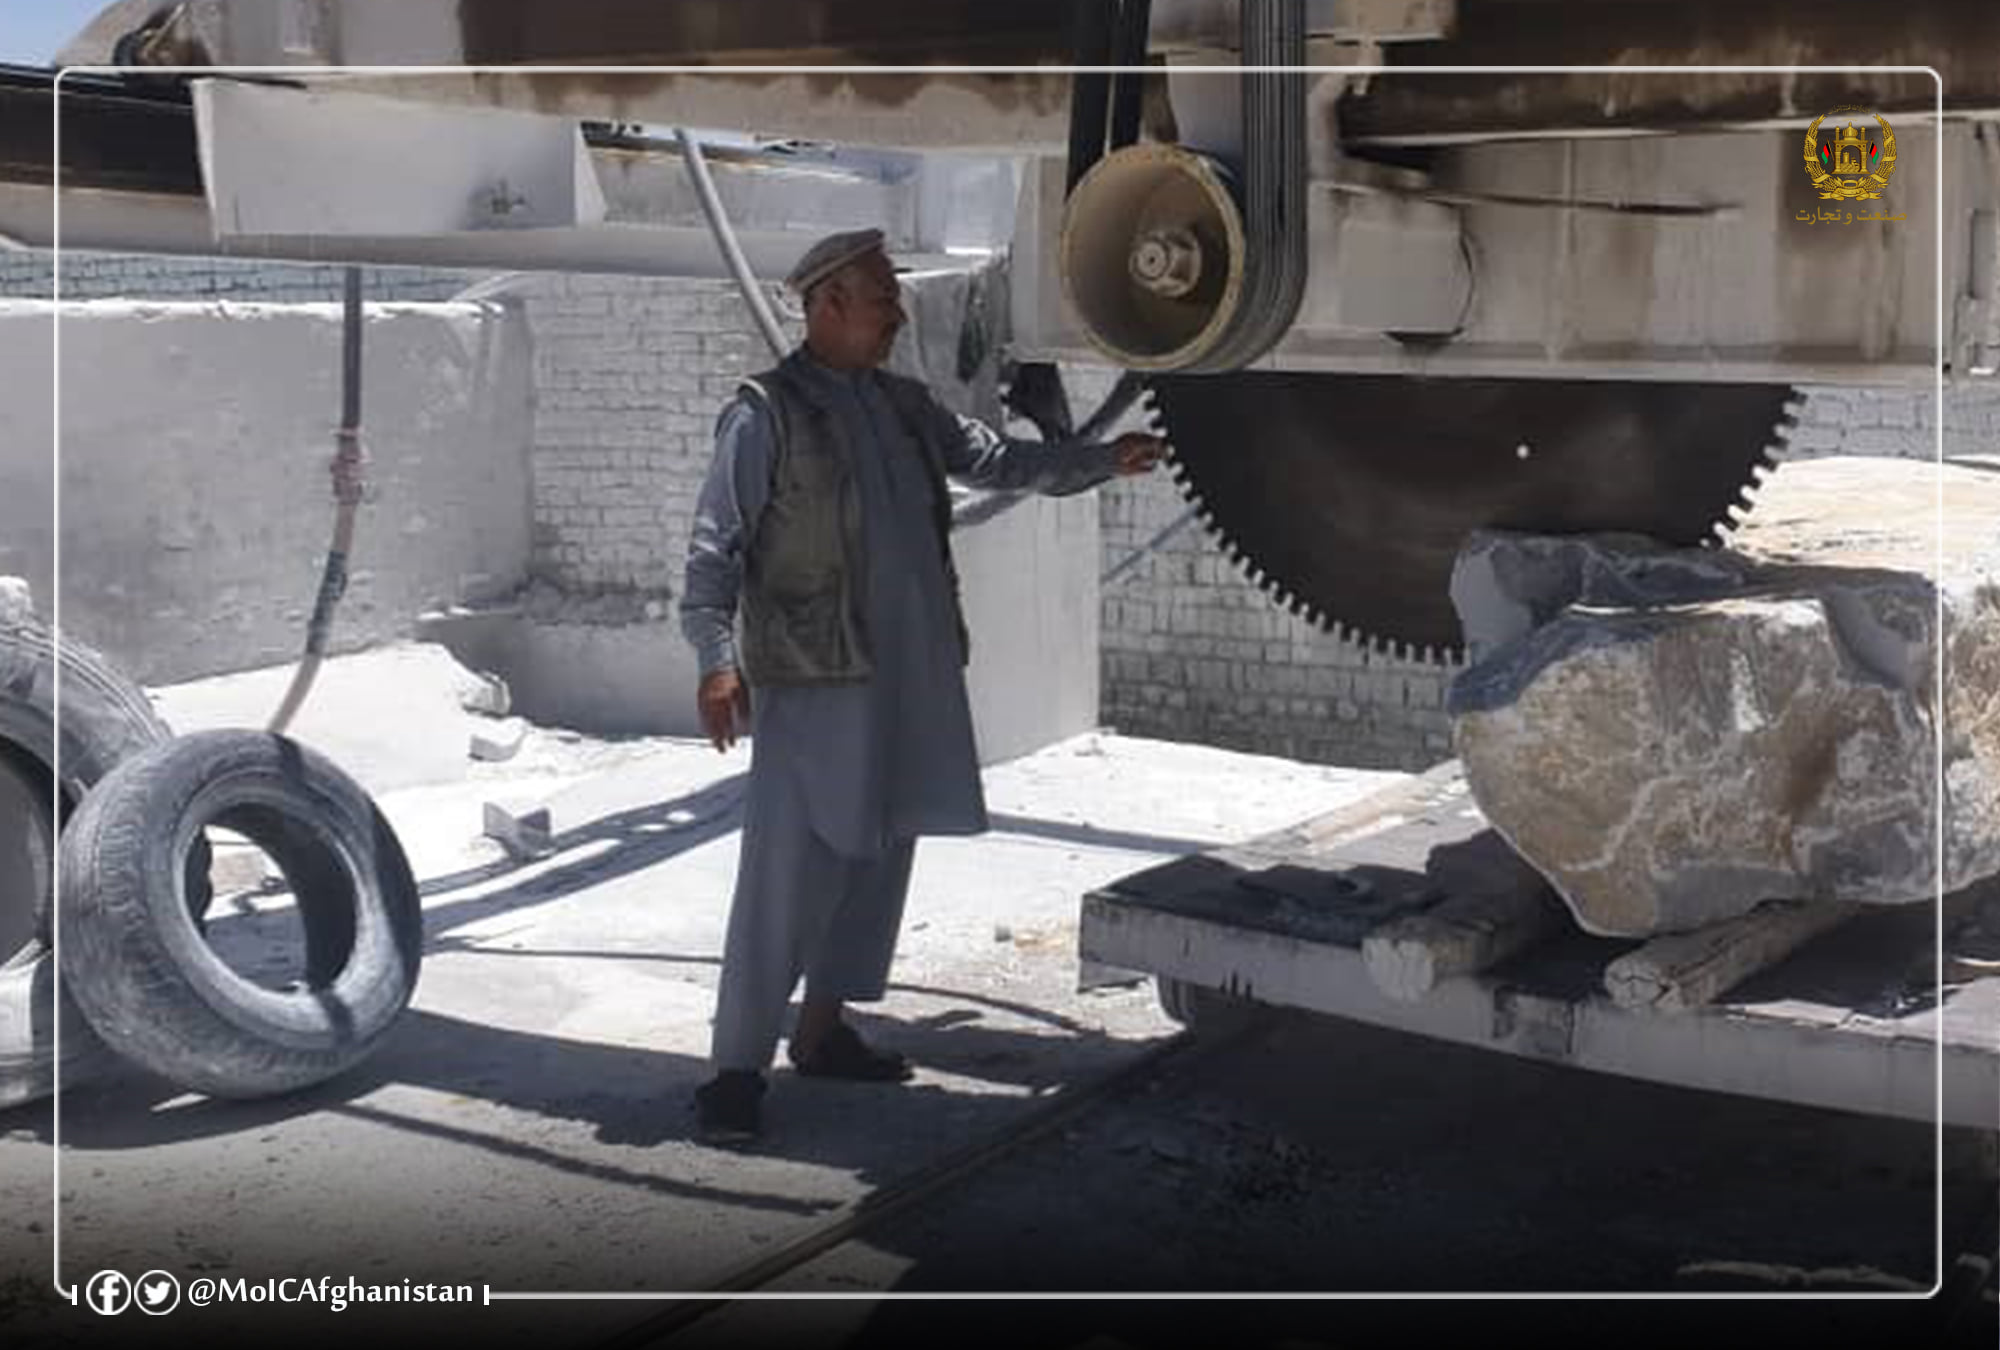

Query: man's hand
[697,668,752,752]
[1111,432,1166,476]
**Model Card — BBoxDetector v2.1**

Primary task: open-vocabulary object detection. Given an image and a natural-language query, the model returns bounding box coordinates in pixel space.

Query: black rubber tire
[0,617,208,1108]
[0,952,122,1110]
[0,751,50,970]
[1156,976,1262,1039]
[0,617,185,948]
[0,624,167,952]
[57,729,423,1099]
[0,755,120,1109]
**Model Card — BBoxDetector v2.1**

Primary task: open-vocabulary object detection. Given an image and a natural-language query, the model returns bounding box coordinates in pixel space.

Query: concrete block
[469,716,529,763]
[482,799,554,860]
[457,670,512,716]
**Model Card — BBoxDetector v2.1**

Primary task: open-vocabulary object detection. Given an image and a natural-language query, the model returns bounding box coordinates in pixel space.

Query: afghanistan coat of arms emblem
[1803,112,1898,200]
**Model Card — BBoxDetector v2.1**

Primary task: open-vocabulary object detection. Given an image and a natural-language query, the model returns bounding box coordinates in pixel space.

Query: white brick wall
[1085,363,1456,771]
[515,275,801,606]
[24,252,1999,769]
[0,252,477,303]
[1776,382,2000,461]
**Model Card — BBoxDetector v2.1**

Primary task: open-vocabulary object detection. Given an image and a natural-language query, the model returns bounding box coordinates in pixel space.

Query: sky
[1,0,115,64]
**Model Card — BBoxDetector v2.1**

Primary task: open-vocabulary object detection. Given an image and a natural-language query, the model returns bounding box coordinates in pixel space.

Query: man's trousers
[709,759,916,1074]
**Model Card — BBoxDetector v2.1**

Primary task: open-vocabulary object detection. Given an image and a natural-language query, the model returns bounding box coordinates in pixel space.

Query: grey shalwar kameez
[682,346,1121,1073]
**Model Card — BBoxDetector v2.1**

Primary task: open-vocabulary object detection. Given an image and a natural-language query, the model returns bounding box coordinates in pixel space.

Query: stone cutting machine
[14,0,1996,662]
[7,0,2000,1121]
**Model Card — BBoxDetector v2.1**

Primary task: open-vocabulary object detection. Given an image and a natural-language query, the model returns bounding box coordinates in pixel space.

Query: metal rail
[593,1021,1259,1347]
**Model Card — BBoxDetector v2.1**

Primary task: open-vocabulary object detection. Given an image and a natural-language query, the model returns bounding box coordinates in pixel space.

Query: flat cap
[785,227,893,296]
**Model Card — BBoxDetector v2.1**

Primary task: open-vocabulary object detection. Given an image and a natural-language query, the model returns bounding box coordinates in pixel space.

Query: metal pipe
[1100,504,1199,588]
[674,126,789,360]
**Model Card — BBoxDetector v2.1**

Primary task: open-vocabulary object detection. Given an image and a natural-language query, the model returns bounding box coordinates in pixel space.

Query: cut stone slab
[1447,456,2000,938]
[1603,900,1863,1013]
[469,715,529,763]
[482,800,554,861]
[458,670,512,717]
[1362,830,1566,1002]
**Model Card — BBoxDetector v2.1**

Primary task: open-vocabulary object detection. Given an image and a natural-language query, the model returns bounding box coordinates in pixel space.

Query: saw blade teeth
[1145,370,1780,672]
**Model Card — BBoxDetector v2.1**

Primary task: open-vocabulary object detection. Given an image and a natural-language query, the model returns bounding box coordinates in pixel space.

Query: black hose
[339,265,361,430]
[268,266,364,734]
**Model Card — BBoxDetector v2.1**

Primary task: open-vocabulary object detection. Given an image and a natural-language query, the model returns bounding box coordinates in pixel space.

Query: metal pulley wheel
[1060,143,1250,370]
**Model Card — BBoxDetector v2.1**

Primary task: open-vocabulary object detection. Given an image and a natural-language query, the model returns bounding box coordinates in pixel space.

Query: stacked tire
[2,613,424,1106]
[0,617,179,1107]
[59,730,424,1098]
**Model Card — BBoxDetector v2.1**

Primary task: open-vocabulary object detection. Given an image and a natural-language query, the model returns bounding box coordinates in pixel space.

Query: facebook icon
[85,1270,131,1315]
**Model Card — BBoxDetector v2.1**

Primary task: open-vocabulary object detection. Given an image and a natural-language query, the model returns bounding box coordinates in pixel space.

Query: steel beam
[1345,0,2000,145]
[0,66,201,195]
[0,177,977,282]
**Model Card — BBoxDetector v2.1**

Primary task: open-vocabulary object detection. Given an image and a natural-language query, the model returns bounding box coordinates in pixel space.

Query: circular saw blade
[1146,372,1794,661]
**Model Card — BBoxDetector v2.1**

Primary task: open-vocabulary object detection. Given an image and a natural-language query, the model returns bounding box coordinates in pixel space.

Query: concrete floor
[0,645,1403,1344]
[1,643,1990,1348]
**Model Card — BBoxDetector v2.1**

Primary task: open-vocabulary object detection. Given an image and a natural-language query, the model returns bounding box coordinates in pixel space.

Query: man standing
[680,228,1164,1144]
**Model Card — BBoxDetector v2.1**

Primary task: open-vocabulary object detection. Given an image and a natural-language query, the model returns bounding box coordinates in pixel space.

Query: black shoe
[788,1023,913,1082]
[694,1071,766,1145]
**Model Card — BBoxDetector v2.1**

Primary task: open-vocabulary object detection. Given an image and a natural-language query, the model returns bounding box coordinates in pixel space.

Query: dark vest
[736,357,971,686]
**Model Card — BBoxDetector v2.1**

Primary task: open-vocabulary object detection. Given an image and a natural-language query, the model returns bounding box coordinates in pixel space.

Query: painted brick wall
[512,274,802,611]
[0,252,477,303]
[1776,381,2000,461]
[1069,365,1456,771]
[1098,472,1458,771]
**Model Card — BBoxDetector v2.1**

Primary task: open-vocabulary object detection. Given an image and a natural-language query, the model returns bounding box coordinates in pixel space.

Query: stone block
[1448,457,2000,937]
[468,716,529,763]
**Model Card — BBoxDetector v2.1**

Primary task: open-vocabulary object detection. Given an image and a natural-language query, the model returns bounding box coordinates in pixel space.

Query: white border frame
[47,60,1949,1307]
